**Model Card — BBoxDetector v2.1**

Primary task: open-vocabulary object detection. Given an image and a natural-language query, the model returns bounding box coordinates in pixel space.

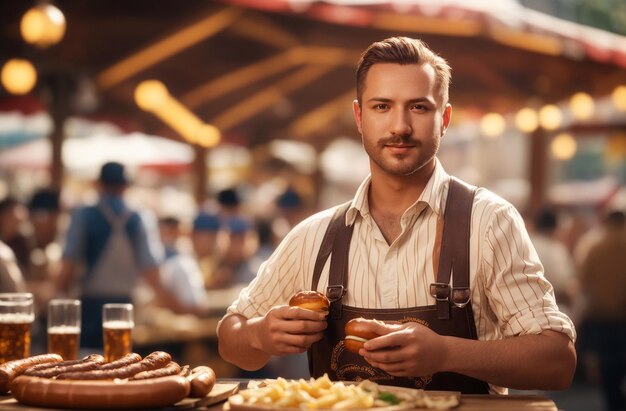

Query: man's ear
[352,99,363,135]
[441,103,452,136]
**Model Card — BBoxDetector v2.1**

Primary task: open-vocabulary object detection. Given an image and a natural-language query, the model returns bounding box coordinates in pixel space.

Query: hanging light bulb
[514,108,539,133]
[612,85,626,111]
[570,92,595,120]
[1,59,37,95]
[480,113,506,138]
[551,133,577,160]
[539,104,563,130]
[20,3,66,48]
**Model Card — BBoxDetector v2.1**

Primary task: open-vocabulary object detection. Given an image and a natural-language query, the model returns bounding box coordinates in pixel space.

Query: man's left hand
[360,321,447,377]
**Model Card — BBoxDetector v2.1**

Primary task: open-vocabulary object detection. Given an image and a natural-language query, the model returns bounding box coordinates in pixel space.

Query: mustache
[380,136,419,146]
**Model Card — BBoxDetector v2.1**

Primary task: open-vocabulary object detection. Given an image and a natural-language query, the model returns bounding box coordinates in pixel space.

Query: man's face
[353,63,451,178]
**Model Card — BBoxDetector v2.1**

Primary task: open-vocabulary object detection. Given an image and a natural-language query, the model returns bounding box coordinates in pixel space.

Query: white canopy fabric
[0,132,194,175]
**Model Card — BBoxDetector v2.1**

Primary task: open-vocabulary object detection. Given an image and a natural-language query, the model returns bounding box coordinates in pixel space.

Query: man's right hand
[249,305,328,355]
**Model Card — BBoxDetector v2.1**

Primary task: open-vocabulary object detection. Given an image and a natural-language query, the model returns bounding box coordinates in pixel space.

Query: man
[56,161,192,349]
[217,37,576,394]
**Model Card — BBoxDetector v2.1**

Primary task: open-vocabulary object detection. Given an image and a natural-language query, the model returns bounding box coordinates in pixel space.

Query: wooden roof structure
[1,0,625,205]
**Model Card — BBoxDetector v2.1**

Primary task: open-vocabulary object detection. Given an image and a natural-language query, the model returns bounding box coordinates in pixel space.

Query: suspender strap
[431,177,477,320]
[311,202,352,319]
[311,202,351,291]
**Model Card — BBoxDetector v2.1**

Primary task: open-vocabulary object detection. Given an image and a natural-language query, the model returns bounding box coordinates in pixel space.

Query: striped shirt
[225,159,576,391]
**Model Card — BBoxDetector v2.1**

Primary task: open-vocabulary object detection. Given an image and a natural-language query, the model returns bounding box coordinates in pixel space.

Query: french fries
[228,374,458,410]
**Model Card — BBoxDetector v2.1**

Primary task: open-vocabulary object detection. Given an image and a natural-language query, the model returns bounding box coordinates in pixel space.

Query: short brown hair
[356,37,451,105]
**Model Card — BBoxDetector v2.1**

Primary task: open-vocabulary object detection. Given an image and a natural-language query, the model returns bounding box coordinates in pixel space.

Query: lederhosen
[308,177,489,394]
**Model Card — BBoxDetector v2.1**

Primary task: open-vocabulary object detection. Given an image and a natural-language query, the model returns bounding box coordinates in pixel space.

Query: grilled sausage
[10,375,190,409]
[23,354,105,378]
[57,351,171,380]
[131,361,180,380]
[97,353,142,370]
[187,365,216,398]
[0,353,63,393]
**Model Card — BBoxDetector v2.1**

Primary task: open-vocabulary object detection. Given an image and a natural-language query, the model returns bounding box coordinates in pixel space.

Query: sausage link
[97,353,142,370]
[58,351,172,380]
[187,366,216,398]
[24,354,105,378]
[0,354,62,393]
[131,361,180,380]
[11,375,191,409]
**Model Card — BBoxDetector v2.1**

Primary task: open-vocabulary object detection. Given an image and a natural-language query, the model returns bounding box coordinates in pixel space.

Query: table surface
[0,381,559,411]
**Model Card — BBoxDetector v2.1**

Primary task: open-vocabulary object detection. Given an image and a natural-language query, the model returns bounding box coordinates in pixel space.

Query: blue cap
[227,217,252,234]
[99,162,128,185]
[277,188,302,209]
[193,212,221,232]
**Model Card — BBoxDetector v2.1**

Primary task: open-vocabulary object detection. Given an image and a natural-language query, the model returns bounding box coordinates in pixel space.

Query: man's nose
[390,110,412,136]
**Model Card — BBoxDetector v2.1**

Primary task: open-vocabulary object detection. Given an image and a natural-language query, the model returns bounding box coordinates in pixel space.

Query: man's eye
[411,104,427,111]
[373,104,388,110]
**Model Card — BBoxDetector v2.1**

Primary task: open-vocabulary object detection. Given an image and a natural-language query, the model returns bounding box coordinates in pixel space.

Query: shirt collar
[345,158,450,226]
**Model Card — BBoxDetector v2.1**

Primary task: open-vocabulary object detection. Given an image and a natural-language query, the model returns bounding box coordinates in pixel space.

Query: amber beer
[103,320,132,363]
[102,303,134,363]
[47,299,81,360]
[48,325,80,361]
[0,293,34,364]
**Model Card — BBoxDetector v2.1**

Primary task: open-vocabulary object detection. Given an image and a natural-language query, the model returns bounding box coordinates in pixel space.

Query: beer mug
[47,299,81,360]
[0,293,35,364]
[102,303,133,363]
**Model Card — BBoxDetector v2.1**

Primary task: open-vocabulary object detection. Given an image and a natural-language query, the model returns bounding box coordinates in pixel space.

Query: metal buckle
[326,285,346,302]
[429,283,450,302]
[451,287,470,308]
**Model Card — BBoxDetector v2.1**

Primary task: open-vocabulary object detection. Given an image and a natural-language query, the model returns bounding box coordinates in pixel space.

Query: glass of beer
[0,293,35,364]
[47,299,81,360]
[102,303,133,363]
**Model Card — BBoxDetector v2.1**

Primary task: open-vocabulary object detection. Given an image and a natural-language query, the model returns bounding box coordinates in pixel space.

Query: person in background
[0,240,26,292]
[159,216,182,260]
[157,216,207,311]
[529,208,578,318]
[210,216,255,289]
[218,36,576,394]
[0,197,31,274]
[191,211,222,289]
[55,161,194,349]
[578,210,626,411]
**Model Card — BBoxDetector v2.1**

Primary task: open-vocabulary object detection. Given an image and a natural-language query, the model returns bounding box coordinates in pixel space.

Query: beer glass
[102,303,133,363]
[0,293,34,364]
[47,299,81,360]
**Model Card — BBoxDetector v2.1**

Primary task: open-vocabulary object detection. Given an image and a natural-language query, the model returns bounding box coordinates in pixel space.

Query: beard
[363,134,440,177]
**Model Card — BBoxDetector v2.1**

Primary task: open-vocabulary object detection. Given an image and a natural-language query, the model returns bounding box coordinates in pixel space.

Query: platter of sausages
[0,352,222,410]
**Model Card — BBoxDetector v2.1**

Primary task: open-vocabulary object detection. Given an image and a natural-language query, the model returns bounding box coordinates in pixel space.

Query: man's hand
[249,305,328,356]
[360,321,447,377]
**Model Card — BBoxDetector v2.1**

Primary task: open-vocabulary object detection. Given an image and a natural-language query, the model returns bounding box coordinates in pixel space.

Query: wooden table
[0,381,558,410]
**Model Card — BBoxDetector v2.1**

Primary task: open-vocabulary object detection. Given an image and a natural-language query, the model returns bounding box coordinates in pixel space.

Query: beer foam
[0,313,35,323]
[102,320,134,329]
[48,325,81,334]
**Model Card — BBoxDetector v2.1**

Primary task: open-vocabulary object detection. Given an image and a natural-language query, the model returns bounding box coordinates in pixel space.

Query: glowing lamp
[1,59,37,95]
[570,92,594,120]
[612,85,626,111]
[551,133,577,160]
[539,104,562,130]
[480,113,506,138]
[514,108,539,133]
[20,4,66,48]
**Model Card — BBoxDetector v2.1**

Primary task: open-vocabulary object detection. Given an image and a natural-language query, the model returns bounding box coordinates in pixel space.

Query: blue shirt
[62,194,162,275]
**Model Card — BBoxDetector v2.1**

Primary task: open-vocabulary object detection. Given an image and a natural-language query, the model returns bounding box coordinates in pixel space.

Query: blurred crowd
[0,162,312,369]
[0,162,625,406]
